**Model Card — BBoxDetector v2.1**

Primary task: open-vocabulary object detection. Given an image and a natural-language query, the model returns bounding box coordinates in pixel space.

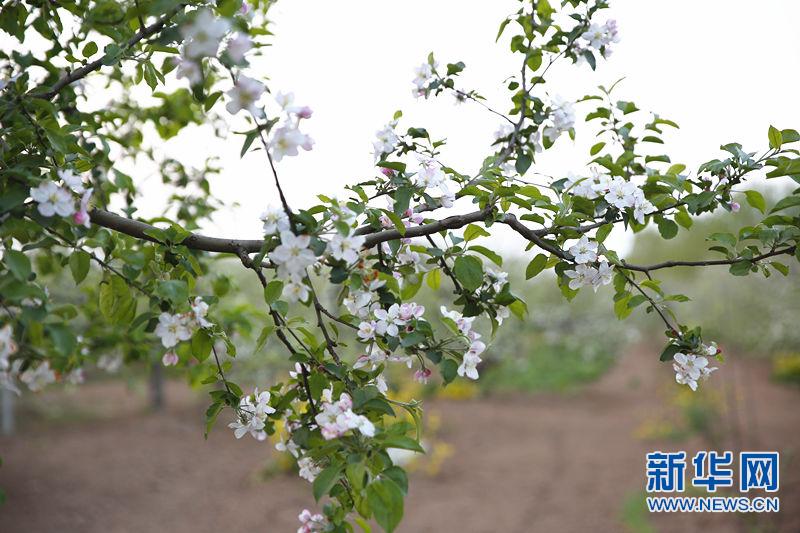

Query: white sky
[125,0,800,255]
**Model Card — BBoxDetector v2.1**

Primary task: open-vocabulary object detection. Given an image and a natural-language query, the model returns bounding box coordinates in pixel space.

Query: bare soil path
[0,348,797,532]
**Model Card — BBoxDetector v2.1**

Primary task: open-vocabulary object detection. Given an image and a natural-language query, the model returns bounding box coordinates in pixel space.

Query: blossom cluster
[314,392,375,440]
[228,388,276,440]
[440,306,486,380]
[154,296,213,366]
[566,170,656,223]
[176,9,253,85]
[357,302,426,341]
[267,92,314,160]
[673,343,719,391]
[1,323,59,393]
[373,121,400,161]
[297,509,328,533]
[564,236,614,292]
[29,169,93,227]
[574,19,620,60]
[411,59,438,98]
[543,96,576,142]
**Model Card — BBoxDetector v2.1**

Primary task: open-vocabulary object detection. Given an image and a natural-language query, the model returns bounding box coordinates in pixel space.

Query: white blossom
[269,231,317,278]
[373,122,399,159]
[458,340,485,380]
[297,456,322,483]
[191,297,213,328]
[568,236,598,264]
[20,361,56,392]
[155,312,193,348]
[97,354,122,373]
[30,180,75,217]
[565,263,597,290]
[162,351,179,366]
[283,278,310,303]
[591,261,614,290]
[58,169,85,194]
[415,159,446,190]
[543,96,575,141]
[297,509,328,533]
[225,75,265,115]
[73,188,93,228]
[314,393,375,440]
[440,306,475,335]
[225,33,252,64]
[176,58,203,85]
[270,124,314,162]
[327,233,365,264]
[259,205,291,235]
[181,9,230,59]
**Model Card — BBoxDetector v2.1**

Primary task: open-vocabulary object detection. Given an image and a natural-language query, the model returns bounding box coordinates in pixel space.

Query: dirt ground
[0,347,798,533]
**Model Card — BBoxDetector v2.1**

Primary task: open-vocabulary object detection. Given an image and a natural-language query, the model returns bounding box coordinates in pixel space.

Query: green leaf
[4,250,31,281]
[589,142,605,156]
[156,279,188,305]
[46,324,77,357]
[595,223,614,243]
[382,435,425,454]
[426,269,441,290]
[656,218,678,240]
[452,255,483,292]
[69,251,91,284]
[768,125,782,149]
[525,253,547,279]
[468,246,502,266]
[191,329,213,362]
[82,41,98,58]
[263,279,284,305]
[674,209,693,229]
[381,467,409,495]
[659,343,681,362]
[770,195,800,213]
[743,190,766,213]
[99,276,136,324]
[463,224,489,242]
[515,152,532,175]
[729,260,753,276]
[367,479,404,533]
[313,462,344,502]
[708,232,737,249]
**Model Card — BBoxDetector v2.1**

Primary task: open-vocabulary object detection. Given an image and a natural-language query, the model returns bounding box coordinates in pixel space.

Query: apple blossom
[270,125,314,162]
[269,231,317,278]
[154,312,193,348]
[225,75,265,115]
[20,361,56,392]
[297,456,322,483]
[58,169,85,194]
[568,236,598,264]
[225,33,252,64]
[327,233,366,264]
[259,205,291,235]
[297,509,327,533]
[283,278,310,303]
[162,351,179,366]
[30,180,75,217]
[181,9,230,59]
[73,188,93,228]
[176,58,203,85]
[543,96,575,141]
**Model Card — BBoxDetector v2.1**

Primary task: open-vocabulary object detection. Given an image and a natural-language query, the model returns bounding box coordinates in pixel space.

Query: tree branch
[29,4,185,100]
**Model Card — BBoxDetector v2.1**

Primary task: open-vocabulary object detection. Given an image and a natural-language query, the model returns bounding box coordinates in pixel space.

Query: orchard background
[1,0,799,532]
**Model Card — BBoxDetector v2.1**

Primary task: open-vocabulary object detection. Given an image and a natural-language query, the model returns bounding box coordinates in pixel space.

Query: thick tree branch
[89,208,264,253]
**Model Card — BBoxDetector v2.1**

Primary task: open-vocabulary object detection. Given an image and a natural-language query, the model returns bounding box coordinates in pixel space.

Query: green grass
[480,345,617,393]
